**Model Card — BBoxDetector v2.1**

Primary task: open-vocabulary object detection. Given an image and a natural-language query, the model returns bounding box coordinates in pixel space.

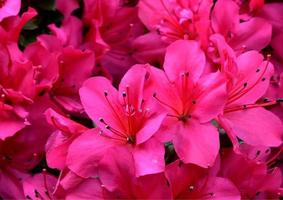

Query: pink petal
[229,18,272,51]
[231,51,274,106]
[56,0,79,18]
[211,0,239,36]
[136,109,166,144]
[222,108,283,147]
[191,71,227,123]
[0,168,25,199]
[136,173,172,199]
[66,179,104,200]
[79,77,123,131]
[173,121,220,167]
[133,137,165,176]
[0,0,21,22]
[203,177,240,200]
[118,64,147,110]
[66,129,114,178]
[23,173,57,200]
[164,40,206,83]
[54,47,94,95]
[98,146,136,195]
[132,32,166,64]
[0,111,26,140]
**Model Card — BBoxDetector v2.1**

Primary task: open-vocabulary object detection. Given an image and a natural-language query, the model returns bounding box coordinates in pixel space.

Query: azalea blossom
[149,40,227,167]
[1,0,283,199]
[217,50,283,151]
[67,64,167,177]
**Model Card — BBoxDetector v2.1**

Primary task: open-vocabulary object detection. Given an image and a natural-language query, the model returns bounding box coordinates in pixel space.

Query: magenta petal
[0,168,25,199]
[133,137,165,177]
[79,77,122,130]
[211,0,239,36]
[229,18,272,51]
[118,64,147,109]
[164,40,206,83]
[132,32,166,64]
[136,110,166,145]
[66,178,104,200]
[136,173,172,199]
[98,146,135,195]
[192,71,227,123]
[231,51,274,106]
[0,111,25,140]
[173,121,220,167]
[0,0,21,22]
[205,177,241,200]
[223,108,283,147]
[23,173,57,200]
[66,129,114,178]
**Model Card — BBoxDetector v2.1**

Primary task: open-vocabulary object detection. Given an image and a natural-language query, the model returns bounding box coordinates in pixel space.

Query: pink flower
[219,148,282,199]
[211,0,272,52]
[97,146,171,199]
[165,160,240,199]
[67,64,167,177]
[134,0,211,64]
[0,0,21,22]
[217,51,283,151]
[149,40,227,167]
[23,171,57,200]
[45,108,88,170]
[138,0,211,45]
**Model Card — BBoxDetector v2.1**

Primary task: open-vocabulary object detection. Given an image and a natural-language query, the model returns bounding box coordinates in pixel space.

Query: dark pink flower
[67,64,167,177]
[211,0,272,51]
[165,160,240,199]
[98,146,171,199]
[217,51,283,151]
[23,171,57,200]
[149,40,227,167]
[45,108,88,170]
[219,149,282,199]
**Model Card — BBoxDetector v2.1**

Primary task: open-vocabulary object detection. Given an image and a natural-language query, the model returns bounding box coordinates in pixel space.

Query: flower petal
[173,121,220,167]
[164,40,206,83]
[222,108,283,147]
[133,137,165,176]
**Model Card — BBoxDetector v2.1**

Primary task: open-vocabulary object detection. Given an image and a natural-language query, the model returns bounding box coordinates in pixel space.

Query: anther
[276,98,283,103]
[261,78,266,81]
[263,98,270,102]
[189,185,194,192]
[192,100,196,104]
[122,92,127,97]
[105,125,110,129]
[104,91,108,96]
[210,192,215,197]
[256,68,260,73]
[243,82,248,87]
[99,117,104,123]
[243,105,247,109]
[153,92,157,97]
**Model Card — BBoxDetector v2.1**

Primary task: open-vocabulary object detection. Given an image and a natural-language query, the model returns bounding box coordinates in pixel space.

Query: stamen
[224,100,280,113]
[42,168,52,200]
[153,92,180,114]
[103,90,127,130]
[228,57,271,104]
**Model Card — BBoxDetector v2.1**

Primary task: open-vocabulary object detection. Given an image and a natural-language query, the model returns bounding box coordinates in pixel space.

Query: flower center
[98,87,150,145]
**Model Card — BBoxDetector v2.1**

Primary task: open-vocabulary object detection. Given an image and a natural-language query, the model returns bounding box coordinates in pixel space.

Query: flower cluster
[0,0,282,199]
